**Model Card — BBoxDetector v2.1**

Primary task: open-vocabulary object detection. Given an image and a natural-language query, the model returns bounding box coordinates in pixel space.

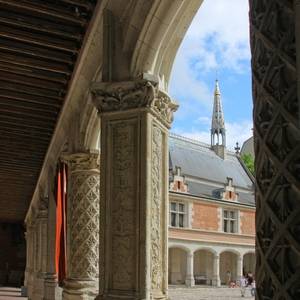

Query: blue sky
[169,0,253,151]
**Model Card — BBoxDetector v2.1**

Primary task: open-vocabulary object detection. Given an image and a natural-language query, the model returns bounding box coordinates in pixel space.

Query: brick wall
[240,210,255,235]
[192,202,219,231]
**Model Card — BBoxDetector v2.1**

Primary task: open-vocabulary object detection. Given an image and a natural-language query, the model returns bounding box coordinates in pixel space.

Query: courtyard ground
[169,286,255,300]
[0,287,27,299]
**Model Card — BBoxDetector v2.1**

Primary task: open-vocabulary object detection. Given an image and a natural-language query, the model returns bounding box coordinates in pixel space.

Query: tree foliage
[241,153,255,176]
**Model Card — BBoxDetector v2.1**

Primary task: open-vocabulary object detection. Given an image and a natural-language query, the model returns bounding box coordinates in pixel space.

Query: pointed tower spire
[211,80,226,158]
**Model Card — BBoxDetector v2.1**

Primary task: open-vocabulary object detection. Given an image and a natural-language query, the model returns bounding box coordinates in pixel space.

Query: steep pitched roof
[169,133,255,206]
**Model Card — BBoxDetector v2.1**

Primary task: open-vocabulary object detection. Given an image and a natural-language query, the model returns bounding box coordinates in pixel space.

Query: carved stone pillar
[91,79,178,300]
[62,152,100,300]
[212,254,220,287]
[185,252,195,287]
[250,1,300,299]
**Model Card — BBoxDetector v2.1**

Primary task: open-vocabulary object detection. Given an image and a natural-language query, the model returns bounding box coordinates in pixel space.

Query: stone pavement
[169,286,255,300]
[0,287,27,299]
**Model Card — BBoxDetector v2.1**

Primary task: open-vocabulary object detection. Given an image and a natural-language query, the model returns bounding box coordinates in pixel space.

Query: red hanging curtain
[55,162,67,285]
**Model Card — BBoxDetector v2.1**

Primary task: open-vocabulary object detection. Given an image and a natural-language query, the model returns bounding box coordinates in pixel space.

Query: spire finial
[235,142,240,155]
[211,79,226,148]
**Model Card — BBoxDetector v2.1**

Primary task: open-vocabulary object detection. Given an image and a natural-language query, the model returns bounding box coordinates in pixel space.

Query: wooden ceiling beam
[0,24,80,53]
[0,16,82,41]
[0,52,72,75]
[0,105,58,121]
[0,81,64,99]
[0,118,55,132]
[0,0,88,26]
[0,97,61,114]
[0,139,48,150]
[0,90,63,107]
[60,0,94,11]
[0,38,74,65]
[0,112,57,127]
[0,62,68,84]
[0,124,52,138]
[0,72,65,91]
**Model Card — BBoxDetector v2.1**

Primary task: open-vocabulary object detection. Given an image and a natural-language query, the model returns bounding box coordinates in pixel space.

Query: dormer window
[222,178,238,201]
[170,166,188,193]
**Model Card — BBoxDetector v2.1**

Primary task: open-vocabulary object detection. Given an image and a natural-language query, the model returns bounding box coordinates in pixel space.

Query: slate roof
[169,133,255,206]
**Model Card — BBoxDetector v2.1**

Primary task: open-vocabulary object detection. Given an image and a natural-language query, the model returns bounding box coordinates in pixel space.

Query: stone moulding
[90,80,178,128]
[62,151,100,173]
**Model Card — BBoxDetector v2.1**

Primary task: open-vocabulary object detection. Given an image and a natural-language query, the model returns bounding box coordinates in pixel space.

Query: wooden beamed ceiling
[0,0,97,222]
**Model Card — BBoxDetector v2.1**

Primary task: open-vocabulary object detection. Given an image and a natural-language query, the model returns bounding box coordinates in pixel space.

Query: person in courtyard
[240,276,247,297]
[251,279,256,296]
[247,271,253,286]
[226,270,231,287]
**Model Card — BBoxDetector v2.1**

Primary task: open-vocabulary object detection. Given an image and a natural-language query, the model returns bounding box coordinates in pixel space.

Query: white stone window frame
[222,208,239,233]
[169,201,187,228]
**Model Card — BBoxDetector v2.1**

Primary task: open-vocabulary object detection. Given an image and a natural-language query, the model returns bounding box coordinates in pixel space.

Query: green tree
[241,153,255,176]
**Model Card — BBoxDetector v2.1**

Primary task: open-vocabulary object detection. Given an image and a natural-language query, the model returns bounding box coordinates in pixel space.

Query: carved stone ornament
[91,80,178,128]
[62,151,99,173]
[250,1,300,299]
[65,151,100,282]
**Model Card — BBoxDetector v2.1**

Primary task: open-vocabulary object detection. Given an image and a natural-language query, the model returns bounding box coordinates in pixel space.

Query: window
[170,202,185,228]
[223,210,238,233]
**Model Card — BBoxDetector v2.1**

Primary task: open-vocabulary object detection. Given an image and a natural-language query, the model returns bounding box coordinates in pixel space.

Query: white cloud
[169,0,250,116]
[185,0,250,72]
[173,120,253,151]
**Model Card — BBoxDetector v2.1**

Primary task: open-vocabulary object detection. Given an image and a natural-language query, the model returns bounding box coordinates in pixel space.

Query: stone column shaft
[44,184,61,300]
[62,152,100,300]
[185,252,195,287]
[32,206,48,300]
[237,255,243,280]
[91,79,178,300]
[212,255,220,287]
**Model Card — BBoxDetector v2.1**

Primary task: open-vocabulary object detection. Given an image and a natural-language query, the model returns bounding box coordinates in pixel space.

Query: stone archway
[219,251,238,285]
[168,248,188,285]
[193,249,214,286]
[243,252,255,276]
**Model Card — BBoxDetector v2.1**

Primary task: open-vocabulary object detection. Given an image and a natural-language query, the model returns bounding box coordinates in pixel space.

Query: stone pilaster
[25,224,34,298]
[27,221,38,300]
[185,252,195,287]
[62,152,100,300]
[91,79,178,300]
[44,184,62,300]
[212,254,220,287]
[236,255,243,281]
[32,198,48,300]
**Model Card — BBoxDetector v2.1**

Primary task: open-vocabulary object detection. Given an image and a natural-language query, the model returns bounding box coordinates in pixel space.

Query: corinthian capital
[90,80,178,128]
[62,151,99,173]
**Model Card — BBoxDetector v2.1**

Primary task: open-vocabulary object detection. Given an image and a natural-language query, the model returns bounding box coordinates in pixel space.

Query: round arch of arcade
[168,244,255,287]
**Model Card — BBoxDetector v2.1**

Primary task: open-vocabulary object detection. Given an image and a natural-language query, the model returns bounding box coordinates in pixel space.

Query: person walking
[240,276,247,297]
[251,279,256,297]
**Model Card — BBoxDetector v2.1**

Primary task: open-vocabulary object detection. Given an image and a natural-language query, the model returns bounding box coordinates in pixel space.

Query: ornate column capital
[62,151,100,173]
[90,80,178,128]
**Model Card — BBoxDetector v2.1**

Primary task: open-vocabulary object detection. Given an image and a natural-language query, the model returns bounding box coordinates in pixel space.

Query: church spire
[211,80,226,158]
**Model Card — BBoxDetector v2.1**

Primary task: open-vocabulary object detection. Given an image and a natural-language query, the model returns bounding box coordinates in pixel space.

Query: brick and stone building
[168,81,255,287]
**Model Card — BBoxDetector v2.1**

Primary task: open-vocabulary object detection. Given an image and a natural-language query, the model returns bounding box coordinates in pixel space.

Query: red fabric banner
[55,163,67,285]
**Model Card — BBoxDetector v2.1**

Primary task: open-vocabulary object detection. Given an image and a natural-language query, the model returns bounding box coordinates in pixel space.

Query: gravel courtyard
[168,286,255,300]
